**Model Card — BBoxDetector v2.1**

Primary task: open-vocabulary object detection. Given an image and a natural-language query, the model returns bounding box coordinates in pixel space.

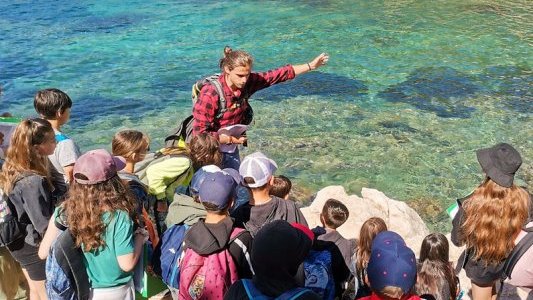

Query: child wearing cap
[62,149,148,299]
[232,151,308,236]
[451,143,531,299]
[361,231,421,300]
[178,170,254,299]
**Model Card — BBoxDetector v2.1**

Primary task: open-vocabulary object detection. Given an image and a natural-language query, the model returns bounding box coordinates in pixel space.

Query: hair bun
[223,46,232,56]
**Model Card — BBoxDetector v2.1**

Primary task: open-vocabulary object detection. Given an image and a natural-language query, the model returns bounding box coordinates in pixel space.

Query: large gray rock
[300,186,430,252]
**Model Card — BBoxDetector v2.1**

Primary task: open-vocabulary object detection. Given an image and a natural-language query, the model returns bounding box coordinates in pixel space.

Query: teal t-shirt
[82,210,135,288]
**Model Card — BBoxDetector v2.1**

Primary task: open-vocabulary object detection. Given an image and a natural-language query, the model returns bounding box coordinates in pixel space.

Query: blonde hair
[1,118,53,193]
[462,178,530,264]
[378,286,405,299]
[219,46,253,71]
[112,130,149,161]
[356,217,387,272]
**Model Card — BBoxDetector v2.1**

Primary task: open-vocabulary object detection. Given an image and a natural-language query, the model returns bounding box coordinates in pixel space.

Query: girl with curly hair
[64,149,148,299]
[1,118,56,300]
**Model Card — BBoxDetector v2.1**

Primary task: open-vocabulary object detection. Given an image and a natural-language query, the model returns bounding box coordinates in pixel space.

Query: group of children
[0,86,531,300]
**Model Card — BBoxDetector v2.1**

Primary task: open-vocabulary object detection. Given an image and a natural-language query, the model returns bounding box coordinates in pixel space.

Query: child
[270,175,292,200]
[136,145,193,234]
[189,133,223,171]
[451,143,530,299]
[362,231,421,300]
[416,233,459,300]
[63,149,148,299]
[34,88,81,200]
[224,220,321,299]
[312,199,355,297]
[179,170,253,299]
[232,151,307,236]
[1,118,56,300]
[112,130,153,215]
[354,217,388,299]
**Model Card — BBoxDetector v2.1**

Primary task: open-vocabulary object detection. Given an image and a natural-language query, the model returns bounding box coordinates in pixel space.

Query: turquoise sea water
[1,0,531,230]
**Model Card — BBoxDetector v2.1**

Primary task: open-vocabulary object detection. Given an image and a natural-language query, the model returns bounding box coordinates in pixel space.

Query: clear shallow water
[1,0,531,230]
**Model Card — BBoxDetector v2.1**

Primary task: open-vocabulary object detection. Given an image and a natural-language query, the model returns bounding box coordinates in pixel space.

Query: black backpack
[0,182,26,247]
[166,74,253,147]
[45,215,91,300]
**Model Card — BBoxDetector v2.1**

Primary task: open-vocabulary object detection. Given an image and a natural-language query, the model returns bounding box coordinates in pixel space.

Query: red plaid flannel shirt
[192,64,295,137]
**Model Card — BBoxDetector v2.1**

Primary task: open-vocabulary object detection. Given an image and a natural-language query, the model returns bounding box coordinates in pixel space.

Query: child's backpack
[303,247,336,300]
[241,279,313,300]
[178,227,245,300]
[0,188,25,247]
[152,223,190,288]
[45,229,91,300]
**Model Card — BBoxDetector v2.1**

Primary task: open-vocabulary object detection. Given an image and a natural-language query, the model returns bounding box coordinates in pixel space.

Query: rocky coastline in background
[300,186,531,300]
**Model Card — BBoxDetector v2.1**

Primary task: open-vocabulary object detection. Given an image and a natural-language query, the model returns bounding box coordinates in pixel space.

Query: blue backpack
[303,249,336,300]
[152,223,190,288]
[45,228,91,300]
[241,279,311,300]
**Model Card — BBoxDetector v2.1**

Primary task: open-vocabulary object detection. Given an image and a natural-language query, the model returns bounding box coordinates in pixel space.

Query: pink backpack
[179,227,245,300]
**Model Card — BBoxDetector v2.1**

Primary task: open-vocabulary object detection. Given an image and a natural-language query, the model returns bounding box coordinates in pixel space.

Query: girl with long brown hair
[416,233,459,300]
[63,149,148,299]
[354,217,388,299]
[1,118,56,300]
[451,143,530,300]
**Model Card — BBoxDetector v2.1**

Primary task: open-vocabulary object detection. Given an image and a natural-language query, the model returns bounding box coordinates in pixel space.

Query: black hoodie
[224,220,321,300]
[183,216,253,279]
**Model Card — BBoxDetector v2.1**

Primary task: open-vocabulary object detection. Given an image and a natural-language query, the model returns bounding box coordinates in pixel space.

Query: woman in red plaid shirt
[192,47,329,169]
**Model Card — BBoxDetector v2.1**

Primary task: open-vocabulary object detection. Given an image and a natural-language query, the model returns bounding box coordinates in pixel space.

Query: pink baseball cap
[73,149,126,185]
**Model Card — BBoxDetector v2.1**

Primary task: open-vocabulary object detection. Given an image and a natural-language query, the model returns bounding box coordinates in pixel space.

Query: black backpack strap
[496,228,533,299]
[502,230,533,280]
[56,230,91,300]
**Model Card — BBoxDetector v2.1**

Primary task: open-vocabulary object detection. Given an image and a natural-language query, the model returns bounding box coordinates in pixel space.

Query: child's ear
[131,152,138,161]
[320,214,326,226]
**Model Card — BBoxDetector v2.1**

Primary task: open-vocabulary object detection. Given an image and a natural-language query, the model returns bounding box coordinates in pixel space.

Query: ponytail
[219,46,253,72]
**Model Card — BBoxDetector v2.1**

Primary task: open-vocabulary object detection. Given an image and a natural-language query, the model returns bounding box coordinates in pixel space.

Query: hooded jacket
[183,216,253,279]
[224,220,321,300]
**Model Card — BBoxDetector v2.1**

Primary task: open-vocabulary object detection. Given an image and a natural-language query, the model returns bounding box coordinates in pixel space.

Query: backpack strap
[242,279,269,300]
[278,287,313,300]
[496,227,533,299]
[204,77,227,120]
[56,230,91,300]
[229,227,255,276]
